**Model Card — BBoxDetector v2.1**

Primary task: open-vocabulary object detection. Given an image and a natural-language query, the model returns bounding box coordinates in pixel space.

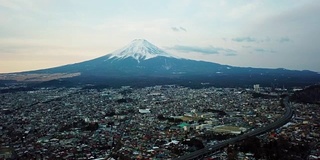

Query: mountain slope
[290,85,320,104]
[1,39,320,87]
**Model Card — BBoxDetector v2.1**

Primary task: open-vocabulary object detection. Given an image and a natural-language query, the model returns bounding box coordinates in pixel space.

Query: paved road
[175,97,293,160]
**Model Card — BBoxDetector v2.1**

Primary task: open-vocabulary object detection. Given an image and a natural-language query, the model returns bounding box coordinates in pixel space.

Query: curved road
[175,97,293,160]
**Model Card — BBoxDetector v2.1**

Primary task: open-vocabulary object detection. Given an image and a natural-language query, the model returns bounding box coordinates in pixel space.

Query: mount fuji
[23,39,226,77]
[108,39,175,62]
[1,39,320,87]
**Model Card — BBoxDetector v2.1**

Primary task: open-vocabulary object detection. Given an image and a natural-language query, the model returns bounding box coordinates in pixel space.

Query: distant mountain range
[1,39,319,88]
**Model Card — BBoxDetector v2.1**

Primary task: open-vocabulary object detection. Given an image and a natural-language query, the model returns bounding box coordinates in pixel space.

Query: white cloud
[228,3,258,19]
[0,0,21,10]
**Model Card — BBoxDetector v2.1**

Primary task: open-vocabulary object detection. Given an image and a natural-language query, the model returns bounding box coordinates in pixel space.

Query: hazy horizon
[1,0,320,73]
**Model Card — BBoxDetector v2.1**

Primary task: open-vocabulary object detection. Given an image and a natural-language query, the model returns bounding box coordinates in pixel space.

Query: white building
[253,84,260,92]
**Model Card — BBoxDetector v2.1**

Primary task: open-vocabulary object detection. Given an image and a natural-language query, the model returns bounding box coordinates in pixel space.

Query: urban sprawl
[0,85,319,159]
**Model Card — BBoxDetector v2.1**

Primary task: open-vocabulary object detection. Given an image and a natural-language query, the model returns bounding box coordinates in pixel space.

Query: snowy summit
[108,39,174,62]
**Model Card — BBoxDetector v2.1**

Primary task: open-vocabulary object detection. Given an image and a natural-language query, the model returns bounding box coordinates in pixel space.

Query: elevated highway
[175,97,293,160]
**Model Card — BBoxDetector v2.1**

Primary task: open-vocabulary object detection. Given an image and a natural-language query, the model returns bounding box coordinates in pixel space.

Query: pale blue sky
[0,0,319,73]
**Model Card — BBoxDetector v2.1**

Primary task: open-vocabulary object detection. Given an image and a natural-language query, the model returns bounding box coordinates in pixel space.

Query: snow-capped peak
[108,39,174,62]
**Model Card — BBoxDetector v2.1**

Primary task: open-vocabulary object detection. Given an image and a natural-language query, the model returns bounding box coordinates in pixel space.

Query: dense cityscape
[1,1,320,160]
[1,84,319,159]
